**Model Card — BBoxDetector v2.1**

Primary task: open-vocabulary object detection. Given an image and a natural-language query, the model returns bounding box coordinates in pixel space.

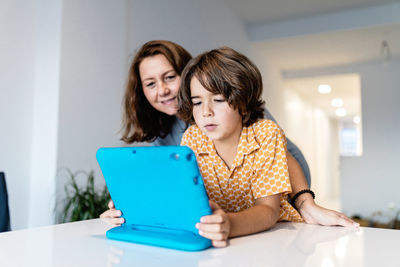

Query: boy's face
[190,77,242,144]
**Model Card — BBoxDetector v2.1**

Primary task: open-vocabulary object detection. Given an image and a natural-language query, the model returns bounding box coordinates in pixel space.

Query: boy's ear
[241,111,251,124]
[239,106,247,116]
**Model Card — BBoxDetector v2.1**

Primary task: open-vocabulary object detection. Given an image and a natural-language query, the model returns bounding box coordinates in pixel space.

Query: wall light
[318,84,331,94]
[331,98,344,107]
[353,116,361,124]
[381,40,391,63]
[336,108,347,117]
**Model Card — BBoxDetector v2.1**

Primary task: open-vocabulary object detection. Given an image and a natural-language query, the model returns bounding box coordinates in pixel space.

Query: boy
[178,47,303,247]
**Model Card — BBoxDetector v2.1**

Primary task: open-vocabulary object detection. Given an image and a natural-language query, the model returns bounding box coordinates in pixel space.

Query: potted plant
[57,169,110,223]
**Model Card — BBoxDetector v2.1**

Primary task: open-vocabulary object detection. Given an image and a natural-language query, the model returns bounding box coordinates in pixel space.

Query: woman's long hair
[121,40,192,143]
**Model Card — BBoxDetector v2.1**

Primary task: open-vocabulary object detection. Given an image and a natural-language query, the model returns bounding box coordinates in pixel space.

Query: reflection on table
[0,218,399,267]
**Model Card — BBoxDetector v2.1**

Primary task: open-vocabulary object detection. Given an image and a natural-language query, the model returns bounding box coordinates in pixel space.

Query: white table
[0,219,398,267]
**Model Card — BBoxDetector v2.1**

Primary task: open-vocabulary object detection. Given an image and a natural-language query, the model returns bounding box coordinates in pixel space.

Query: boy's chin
[202,131,220,141]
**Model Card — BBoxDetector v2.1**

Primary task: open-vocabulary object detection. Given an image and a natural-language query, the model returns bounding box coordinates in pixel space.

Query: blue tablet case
[96,146,212,251]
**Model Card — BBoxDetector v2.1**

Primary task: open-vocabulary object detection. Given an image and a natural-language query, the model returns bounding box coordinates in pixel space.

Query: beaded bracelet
[291,189,315,209]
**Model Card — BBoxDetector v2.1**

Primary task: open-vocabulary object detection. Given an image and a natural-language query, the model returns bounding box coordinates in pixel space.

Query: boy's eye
[192,101,201,106]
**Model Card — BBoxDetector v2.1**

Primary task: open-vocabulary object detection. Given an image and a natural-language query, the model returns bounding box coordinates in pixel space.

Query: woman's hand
[299,198,359,228]
[196,200,230,248]
[99,200,125,226]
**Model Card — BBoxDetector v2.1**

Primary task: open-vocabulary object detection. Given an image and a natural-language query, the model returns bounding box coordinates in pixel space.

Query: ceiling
[223,0,399,122]
[251,23,400,71]
[223,0,400,71]
[224,0,400,25]
[284,74,361,121]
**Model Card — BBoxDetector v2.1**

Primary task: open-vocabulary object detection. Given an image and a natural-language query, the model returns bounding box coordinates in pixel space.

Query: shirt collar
[198,124,260,166]
[231,124,260,168]
[199,136,214,155]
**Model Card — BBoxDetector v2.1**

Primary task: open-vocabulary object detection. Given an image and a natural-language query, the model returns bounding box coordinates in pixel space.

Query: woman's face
[139,54,181,116]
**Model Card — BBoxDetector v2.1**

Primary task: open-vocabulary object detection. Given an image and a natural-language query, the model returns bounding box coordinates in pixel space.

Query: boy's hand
[99,200,125,226]
[196,200,230,248]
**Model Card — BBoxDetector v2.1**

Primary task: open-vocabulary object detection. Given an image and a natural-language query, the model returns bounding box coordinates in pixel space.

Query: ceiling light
[336,108,347,117]
[353,116,361,124]
[331,98,344,107]
[318,84,331,94]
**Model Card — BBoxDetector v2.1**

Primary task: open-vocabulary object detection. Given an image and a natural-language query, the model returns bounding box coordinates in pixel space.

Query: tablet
[96,146,212,251]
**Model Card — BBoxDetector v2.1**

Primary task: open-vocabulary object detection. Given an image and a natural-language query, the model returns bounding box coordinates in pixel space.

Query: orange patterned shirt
[181,119,303,222]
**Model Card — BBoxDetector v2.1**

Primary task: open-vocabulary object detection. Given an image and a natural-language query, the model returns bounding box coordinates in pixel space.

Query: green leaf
[56,168,110,223]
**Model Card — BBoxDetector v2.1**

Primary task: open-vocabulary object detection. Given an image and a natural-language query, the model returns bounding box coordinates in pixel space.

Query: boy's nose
[202,103,214,117]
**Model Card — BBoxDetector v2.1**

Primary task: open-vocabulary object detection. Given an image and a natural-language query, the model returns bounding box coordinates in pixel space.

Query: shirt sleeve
[180,125,194,147]
[180,131,189,146]
[153,118,187,146]
[252,123,292,199]
[286,138,311,186]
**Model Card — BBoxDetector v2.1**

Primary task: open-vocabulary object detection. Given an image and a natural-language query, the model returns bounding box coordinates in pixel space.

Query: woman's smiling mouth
[160,96,177,105]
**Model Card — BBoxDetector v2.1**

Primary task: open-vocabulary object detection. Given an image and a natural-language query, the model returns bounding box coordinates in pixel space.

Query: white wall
[340,60,400,217]
[252,59,286,124]
[56,0,128,208]
[283,89,314,160]
[313,109,340,205]
[0,0,37,230]
[283,89,340,209]
[29,0,62,228]
[1,0,64,229]
[127,0,252,60]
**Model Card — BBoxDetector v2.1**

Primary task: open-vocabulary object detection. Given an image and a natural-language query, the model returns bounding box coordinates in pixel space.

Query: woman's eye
[214,98,225,103]
[145,82,155,88]
[165,75,176,81]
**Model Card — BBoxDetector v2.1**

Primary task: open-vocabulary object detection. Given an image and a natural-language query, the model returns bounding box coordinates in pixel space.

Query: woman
[100,40,358,228]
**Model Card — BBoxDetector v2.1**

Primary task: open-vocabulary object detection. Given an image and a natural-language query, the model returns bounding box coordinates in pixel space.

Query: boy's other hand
[196,200,230,248]
[99,200,125,226]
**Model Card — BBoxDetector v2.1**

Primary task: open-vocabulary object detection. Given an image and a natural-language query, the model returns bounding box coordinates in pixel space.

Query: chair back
[0,172,11,232]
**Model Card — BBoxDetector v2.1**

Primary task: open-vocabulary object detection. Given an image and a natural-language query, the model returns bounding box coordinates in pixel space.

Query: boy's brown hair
[121,40,192,143]
[178,47,265,126]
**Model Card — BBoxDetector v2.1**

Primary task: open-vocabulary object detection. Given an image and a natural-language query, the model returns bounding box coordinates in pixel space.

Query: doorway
[283,73,362,211]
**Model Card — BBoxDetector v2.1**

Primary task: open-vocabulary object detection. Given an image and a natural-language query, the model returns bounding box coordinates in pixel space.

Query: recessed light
[331,98,344,107]
[336,108,347,117]
[318,84,331,94]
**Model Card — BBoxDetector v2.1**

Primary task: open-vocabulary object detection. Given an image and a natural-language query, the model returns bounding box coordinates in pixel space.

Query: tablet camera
[170,153,180,160]
[193,176,198,185]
